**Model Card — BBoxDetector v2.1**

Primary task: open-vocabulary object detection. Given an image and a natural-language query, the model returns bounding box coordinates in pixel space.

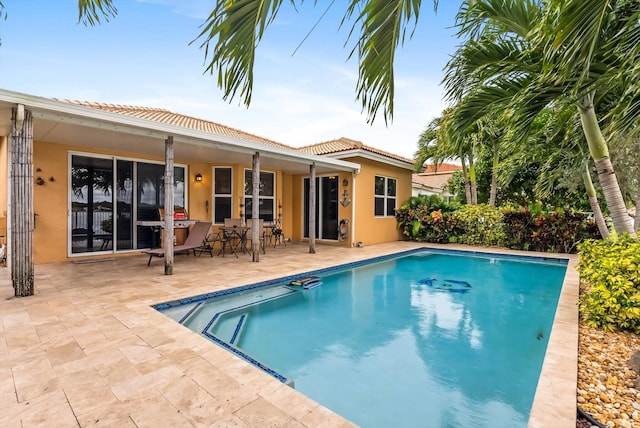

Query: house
[412,163,462,200]
[0,89,413,273]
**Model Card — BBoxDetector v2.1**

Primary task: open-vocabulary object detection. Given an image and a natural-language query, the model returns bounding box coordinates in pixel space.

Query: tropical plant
[578,234,640,333]
[444,0,638,236]
[454,204,504,246]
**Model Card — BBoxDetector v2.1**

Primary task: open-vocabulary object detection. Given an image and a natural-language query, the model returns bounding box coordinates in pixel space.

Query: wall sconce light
[340,189,351,207]
[342,179,348,187]
[195,173,203,182]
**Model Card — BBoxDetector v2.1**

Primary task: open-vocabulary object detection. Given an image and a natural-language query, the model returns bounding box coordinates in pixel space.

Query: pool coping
[153,245,578,427]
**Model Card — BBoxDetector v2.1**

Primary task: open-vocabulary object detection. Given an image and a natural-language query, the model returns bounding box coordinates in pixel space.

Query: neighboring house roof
[59,100,293,151]
[299,137,415,170]
[412,163,462,193]
[412,173,454,192]
[423,163,462,173]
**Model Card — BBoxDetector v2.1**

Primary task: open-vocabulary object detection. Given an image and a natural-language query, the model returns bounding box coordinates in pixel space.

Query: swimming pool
[155,249,568,427]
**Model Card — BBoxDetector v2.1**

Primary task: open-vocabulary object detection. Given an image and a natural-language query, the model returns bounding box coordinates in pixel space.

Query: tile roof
[59,101,412,166]
[412,172,455,191]
[423,163,463,173]
[58,100,293,150]
[298,137,414,165]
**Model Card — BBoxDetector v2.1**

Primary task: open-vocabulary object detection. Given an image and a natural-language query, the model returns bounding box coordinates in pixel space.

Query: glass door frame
[68,151,189,257]
[302,175,339,241]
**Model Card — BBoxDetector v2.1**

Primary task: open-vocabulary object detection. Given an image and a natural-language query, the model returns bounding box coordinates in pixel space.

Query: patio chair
[198,229,233,258]
[144,221,212,266]
[269,218,286,247]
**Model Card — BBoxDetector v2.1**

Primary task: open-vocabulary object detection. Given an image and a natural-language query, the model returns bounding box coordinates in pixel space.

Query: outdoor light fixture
[195,173,203,182]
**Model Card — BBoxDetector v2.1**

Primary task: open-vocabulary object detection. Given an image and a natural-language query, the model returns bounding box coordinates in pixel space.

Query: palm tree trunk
[461,154,471,204]
[582,163,609,238]
[635,165,640,233]
[577,94,635,236]
[489,145,499,206]
[468,155,478,205]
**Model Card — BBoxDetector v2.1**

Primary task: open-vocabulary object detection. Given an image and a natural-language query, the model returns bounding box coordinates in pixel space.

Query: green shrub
[578,234,640,333]
[501,208,534,250]
[395,195,458,242]
[502,208,599,253]
[454,204,505,246]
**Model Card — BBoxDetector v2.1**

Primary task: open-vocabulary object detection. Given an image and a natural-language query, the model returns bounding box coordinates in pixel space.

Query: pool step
[229,314,247,345]
[210,312,249,344]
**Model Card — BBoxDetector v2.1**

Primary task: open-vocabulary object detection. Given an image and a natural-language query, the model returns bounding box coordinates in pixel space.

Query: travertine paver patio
[0,241,578,427]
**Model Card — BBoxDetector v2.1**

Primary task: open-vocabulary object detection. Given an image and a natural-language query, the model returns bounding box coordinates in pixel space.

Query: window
[213,167,232,224]
[244,170,275,222]
[374,175,397,217]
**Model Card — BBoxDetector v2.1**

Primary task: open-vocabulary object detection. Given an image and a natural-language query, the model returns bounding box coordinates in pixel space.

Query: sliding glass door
[70,154,185,255]
[71,156,114,254]
[303,176,339,240]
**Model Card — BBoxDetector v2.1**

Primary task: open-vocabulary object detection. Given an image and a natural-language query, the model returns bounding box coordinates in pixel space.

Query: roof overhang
[0,88,360,175]
[322,149,414,171]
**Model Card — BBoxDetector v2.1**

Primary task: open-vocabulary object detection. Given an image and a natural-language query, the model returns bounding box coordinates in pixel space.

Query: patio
[0,242,578,427]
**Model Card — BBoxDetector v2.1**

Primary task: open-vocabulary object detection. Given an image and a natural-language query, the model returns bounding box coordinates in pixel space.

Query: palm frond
[78,0,118,26]
[545,0,611,84]
[456,0,541,39]
[345,0,423,124]
[194,0,290,107]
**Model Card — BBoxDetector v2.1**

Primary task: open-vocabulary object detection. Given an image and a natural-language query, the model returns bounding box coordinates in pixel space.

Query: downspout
[351,168,360,247]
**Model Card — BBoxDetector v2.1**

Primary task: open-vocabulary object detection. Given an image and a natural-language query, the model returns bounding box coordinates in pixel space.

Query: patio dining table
[219,225,250,256]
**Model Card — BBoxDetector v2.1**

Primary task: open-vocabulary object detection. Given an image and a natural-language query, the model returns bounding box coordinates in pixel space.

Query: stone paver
[0,242,577,427]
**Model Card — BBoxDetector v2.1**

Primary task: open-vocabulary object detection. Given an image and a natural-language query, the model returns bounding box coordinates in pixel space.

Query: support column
[309,163,316,254]
[10,105,34,296]
[251,152,260,262]
[163,136,174,275]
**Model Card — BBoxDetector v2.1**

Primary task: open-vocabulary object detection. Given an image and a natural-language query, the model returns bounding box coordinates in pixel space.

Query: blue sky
[0,1,462,159]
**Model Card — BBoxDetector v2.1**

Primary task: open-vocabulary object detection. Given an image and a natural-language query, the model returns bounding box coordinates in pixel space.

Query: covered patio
[0,89,362,295]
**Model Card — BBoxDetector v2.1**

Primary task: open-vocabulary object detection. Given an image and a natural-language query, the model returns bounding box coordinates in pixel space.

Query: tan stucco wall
[188,161,210,222]
[348,156,411,246]
[289,159,411,247]
[34,141,72,263]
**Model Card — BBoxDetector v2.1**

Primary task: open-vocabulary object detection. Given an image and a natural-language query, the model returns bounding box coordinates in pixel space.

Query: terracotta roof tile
[412,172,455,190]
[299,137,413,164]
[58,101,413,166]
[58,100,293,150]
[423,163,462,173]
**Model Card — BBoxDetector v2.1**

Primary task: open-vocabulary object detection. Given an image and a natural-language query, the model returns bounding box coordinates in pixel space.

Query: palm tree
[445,0,637,236]
[415,109,480,204]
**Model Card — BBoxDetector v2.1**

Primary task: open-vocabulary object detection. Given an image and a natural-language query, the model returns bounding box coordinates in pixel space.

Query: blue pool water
[156,249,568,428]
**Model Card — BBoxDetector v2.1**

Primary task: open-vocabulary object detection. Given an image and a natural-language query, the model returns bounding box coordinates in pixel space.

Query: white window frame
[243,168,276,222]
[212,166,233,225]
[374,175,397,217]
